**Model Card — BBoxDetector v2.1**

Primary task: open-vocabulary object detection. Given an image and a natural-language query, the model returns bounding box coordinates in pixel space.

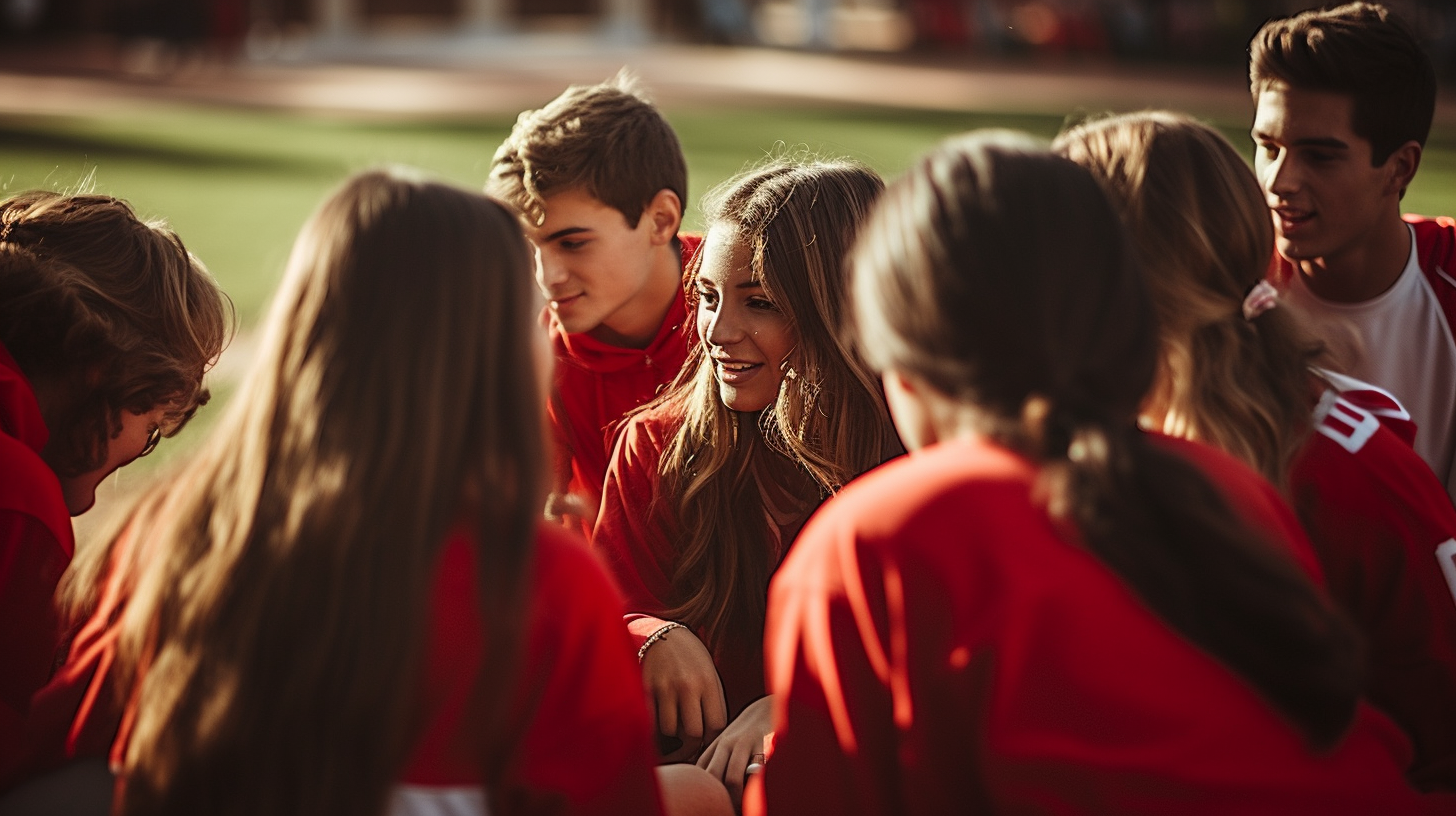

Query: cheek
[695,306,712,341]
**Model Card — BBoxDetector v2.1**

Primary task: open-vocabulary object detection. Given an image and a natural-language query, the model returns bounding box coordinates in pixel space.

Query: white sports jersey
[1283,224,1456,502]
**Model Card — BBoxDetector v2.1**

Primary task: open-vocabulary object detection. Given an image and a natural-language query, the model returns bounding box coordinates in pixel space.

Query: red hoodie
[547,233,702,525]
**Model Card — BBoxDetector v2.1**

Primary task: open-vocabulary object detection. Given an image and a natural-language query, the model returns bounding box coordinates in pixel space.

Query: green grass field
[4,102,1454,323]
[4,97,1454,493]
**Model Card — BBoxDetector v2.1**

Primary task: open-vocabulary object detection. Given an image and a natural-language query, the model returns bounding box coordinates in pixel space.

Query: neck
[1296,217,1411,303]
[587,238,682,349]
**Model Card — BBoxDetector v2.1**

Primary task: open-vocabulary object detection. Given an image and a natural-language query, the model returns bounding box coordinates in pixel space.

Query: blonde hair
[1054,111,1320,488]
[488,70,687,227]
[0,191,231,477]
[74,169,544,816]
[658,157,895,653]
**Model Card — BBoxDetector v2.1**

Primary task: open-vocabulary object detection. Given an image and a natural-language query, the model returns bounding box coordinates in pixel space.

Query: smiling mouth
[1273,208,1313,230]
[715,360,762,383]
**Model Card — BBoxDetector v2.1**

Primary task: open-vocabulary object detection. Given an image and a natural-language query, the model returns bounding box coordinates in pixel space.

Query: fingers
[702,682,729,743]
[698,734,754,811]
[678,693,707,748]
[656,690,680,741]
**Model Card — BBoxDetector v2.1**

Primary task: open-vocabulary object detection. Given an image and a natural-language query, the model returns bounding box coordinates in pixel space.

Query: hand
[639,625,728,762]
[544,490,599,530]
[697,695,773,812]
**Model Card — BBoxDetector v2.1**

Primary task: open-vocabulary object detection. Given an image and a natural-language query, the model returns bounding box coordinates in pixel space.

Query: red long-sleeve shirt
[749,434,1450,816]
[24,523,665,816]
[1292,377,1456,791]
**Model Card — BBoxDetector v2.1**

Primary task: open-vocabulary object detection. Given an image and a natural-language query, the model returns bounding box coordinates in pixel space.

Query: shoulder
[1149,433,1323,578]
[1406,214,1456,288]
[785,441,1040,572]
[0,433,72,556]
[614,402,683,460]
[531,523,620,603]
[1310,370,1417,450]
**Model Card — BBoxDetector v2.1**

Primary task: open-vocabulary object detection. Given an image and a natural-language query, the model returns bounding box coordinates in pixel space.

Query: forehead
[698,226,754,285]
[1253,81,1361,143]
[525,187,630,235]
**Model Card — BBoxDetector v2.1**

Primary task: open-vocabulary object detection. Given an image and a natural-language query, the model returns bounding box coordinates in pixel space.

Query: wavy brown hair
[487,70,687,227]
[0,191,230,479]
[73,169,545,816]
[656,157,896,657]
[1055,111,1322,489]
[850,132,1361,748]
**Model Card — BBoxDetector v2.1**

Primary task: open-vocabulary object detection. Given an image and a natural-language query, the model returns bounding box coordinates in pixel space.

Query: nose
[535,246,568,291]
[1262,149,1299,200]
[703,303,744,348]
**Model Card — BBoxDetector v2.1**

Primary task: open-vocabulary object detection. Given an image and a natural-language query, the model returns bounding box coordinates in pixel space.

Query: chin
[60,477,101,517]
[66,494,96,517]
[719,390,773,414]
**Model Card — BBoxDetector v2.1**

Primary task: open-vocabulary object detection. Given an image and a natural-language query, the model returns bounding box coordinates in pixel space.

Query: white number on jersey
[1438,539,1456,608]
[1315,394,1381,455]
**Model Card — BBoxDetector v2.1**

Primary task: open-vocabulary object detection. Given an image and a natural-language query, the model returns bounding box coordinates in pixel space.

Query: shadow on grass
[0,121,334,176]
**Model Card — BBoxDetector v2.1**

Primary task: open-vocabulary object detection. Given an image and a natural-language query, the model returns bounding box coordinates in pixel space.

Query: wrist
[636,621,684,663]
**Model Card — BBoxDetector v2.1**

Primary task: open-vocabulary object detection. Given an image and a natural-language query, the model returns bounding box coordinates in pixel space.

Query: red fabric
[0,342,73,791]
[1292,383,1456,792]
[400,524,664,814]
[24,524,664,816]
[1407,215,1456,335]
[548,234,702,515]
[592,405,781,722]
[748,434,1451,816]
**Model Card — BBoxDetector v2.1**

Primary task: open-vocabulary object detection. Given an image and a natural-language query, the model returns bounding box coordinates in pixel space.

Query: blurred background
[2,0,1454,536]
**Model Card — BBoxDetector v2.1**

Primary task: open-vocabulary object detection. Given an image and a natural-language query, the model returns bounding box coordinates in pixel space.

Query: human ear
[1385,140,1422,199]
[643,189,682,245]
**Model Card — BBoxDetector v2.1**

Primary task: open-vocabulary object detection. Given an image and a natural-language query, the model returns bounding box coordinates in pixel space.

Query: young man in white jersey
[1250,2,1456,503]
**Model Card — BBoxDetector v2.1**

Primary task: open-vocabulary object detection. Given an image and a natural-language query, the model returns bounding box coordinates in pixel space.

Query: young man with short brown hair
[489,72,701,532]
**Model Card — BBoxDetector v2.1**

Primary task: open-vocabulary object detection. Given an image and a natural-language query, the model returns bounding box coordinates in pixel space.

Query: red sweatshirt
[548,234,702,520]
[749,434,1451,816]
[593,404,790,723]
[0,341,73,790]
[23,523,665,816]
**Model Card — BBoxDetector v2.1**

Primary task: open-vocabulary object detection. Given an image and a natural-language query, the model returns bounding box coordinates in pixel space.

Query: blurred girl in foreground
[748,133,1450,815]
[28,169,672,816]
[593,157,897,807]
[1056,110,1456,791]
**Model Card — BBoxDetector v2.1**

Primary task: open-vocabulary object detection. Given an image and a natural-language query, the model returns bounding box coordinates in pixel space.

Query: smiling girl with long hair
[593,156,897,806]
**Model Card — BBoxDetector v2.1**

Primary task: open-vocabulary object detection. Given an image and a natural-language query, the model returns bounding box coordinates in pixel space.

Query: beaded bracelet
[637,621,683,663]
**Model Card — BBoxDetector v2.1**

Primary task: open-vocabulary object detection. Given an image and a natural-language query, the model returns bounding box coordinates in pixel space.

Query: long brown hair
[0,191,230,478]
[658,157,896,654]
[1055,111,1321,489]
[92,169,544,816]
[850,132,1361,748]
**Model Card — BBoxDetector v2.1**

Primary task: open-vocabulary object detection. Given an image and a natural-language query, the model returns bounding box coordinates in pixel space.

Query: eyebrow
[1251,130,1351,150]
[693,276,764,289]
[544,226,591,242]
